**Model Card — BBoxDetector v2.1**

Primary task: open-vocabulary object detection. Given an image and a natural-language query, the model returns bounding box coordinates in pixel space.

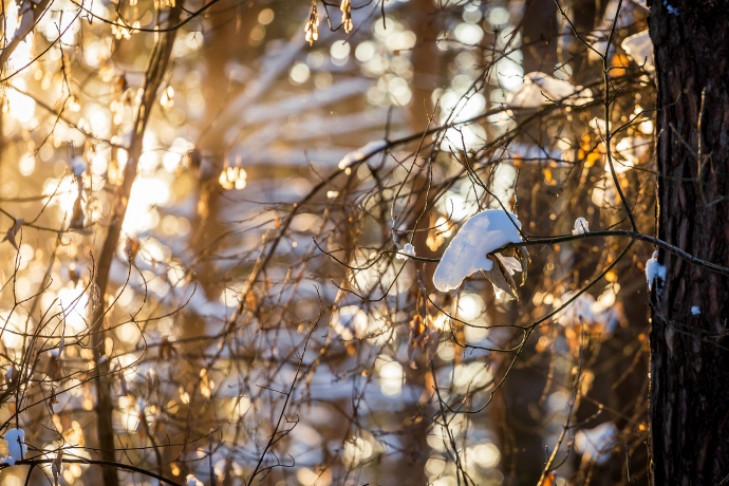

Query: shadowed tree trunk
[521,0,558,74]
[649,1,729,483]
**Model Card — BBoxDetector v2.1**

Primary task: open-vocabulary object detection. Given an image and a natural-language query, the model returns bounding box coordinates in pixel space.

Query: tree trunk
[649,1,729,483]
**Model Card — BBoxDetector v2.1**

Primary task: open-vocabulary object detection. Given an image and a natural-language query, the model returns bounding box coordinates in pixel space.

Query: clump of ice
[1,428,27,465]
[645,251,666,293]
[433,209,523,292]
[572,217,590,235]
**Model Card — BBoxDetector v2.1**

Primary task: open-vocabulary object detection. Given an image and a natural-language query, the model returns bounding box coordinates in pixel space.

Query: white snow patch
[645,251,666,293]
[1,428,27,465]
[691,306,701,316]
[507,72,593,108]
[396,242,416,260]
[186,474,203,486]
[572,217,590,235]
[433,209,522,292]
[575,422,617,465]
[557,287,619,334]
[622,31,654,72]
[337,140,388,170]
[71,156,87,176]
[557,292,597,327]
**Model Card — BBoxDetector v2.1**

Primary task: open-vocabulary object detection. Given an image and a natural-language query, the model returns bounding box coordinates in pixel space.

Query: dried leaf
[125,237,140,261]
[482,255,518,300]
[2,218,23,250]
[52,450,63,486]
[70,196,85,229]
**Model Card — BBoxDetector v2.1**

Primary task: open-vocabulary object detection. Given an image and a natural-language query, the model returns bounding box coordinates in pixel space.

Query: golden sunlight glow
[83,104,112,139]
[456,293,485,321]
[0,310,26,352]
[376,357,403,397]
[122,177,171,236]
[453,363,493,391]
[163,137,195,172]
[219,165,247,190]
[231,396,251,418]
[114,322,142,345]
[6,81,37,126]
[468,442,501,469]
[342,436,374,468]
[42,176,78,220]
[39,0,81,46]
[58,284,90,336]
[296,467,332,486]
[18,152,36,176]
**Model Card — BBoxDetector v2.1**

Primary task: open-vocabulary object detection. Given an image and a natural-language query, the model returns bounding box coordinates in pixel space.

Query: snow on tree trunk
[649,1,729,483]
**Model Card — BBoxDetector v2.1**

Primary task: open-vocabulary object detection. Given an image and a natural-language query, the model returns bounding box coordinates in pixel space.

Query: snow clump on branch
[575,421,617,465]
[433,209,525,293]
[0,428,27,466]
[645,251,666,294]
[572,217,589,235]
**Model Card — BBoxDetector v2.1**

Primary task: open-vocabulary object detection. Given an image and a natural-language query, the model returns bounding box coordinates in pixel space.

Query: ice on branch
[337,140,388,170]
[508,72,593,108]
[572,217,589,235]
[1,428,27,465]
[433,209,524,293]
[645,251,666,293]
[575,422,617,465]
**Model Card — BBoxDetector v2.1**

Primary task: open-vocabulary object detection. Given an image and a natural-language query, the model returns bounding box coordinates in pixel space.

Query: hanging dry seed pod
[341,0,353,33]
[305,1,319,46]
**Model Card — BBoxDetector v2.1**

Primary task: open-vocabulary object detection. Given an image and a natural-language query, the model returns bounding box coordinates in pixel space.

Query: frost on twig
[432,209,526,296]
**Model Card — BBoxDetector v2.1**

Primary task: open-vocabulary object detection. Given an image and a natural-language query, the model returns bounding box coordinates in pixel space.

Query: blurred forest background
[0,0,657,484]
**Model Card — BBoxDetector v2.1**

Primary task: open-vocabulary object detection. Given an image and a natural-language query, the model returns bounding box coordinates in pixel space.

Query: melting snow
[433,209,522,292]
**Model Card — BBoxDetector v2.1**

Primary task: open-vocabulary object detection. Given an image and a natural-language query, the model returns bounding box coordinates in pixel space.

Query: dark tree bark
[649,1,729,483]
[521,0,558,74]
